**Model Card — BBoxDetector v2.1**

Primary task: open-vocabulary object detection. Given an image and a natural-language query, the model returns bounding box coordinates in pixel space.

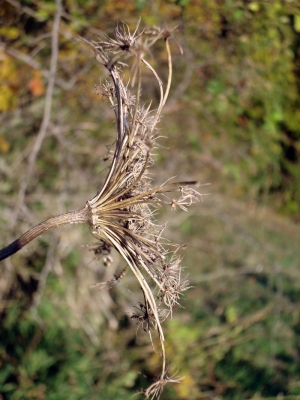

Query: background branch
[12,0,62,226]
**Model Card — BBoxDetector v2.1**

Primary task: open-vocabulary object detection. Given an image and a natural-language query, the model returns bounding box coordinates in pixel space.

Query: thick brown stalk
[0,204,92,262]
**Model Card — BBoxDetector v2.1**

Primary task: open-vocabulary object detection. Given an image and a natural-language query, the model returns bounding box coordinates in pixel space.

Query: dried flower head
[0,21,201,398]
[141,368,182,400]
[99,19,143,54]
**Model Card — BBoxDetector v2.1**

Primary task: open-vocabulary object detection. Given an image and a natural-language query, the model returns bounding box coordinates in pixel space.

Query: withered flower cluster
[0,21,201,398]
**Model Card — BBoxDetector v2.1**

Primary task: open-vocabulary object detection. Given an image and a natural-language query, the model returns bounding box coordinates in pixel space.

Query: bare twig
[2,44,84,91]
[12,0,62,225]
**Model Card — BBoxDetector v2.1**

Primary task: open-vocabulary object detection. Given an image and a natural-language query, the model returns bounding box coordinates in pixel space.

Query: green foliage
[168,0,300,217]
[0,298,142,399]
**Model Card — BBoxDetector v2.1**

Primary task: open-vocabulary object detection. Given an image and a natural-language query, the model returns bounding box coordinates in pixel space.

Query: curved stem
[0,205,92,262]
[161,39,172,109]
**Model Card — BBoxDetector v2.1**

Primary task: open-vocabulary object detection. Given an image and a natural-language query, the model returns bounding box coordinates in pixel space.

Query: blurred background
[1,0,300,399]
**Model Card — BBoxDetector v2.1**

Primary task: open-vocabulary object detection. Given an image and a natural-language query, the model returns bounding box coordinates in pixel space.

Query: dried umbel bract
[0,21,202,398]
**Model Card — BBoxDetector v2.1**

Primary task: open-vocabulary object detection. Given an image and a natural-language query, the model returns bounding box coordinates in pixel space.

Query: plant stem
[0,205,92,262]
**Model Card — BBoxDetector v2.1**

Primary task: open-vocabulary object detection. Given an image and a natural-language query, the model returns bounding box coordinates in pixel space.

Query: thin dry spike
[132,17,141,38]
[99,181,198,212]
[141,57,164,133]
[89,265,128,289]
[104,152,150,206]
[91,146,147,209]
[130,56,142,147]
[102,226,165,343]
[89,155,118,204]
[110,70,124,156]
[161,39,172,109]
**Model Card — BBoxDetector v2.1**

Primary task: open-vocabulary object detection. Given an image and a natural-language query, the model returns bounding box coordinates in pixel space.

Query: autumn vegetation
[1,1,300,399]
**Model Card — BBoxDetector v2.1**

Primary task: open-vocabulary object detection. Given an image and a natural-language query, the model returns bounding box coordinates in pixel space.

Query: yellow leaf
[176,374,198,399]
[0,26,19,39]
[226,305,238,323]
[0,86,16,111]
[248,2,260,12]
[294,14,300,33]
[0,135,10,153]
[0,51,19,110]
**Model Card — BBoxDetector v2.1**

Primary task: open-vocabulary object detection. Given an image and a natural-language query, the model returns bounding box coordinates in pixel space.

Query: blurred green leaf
[294,14,300,32]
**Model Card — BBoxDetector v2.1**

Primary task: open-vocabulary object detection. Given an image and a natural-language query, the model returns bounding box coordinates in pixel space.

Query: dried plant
[0,21,201,398]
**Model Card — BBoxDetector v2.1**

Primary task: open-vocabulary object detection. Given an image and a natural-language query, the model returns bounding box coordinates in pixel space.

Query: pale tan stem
[161,39,172,109]
[0,205,92,262]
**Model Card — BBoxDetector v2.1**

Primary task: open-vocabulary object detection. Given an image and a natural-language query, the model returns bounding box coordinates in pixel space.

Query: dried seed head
[95,80,116,98]
[141,368,182,399]
[0,20,203,399]
[82,20,201,399]
[98,20,143,55]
